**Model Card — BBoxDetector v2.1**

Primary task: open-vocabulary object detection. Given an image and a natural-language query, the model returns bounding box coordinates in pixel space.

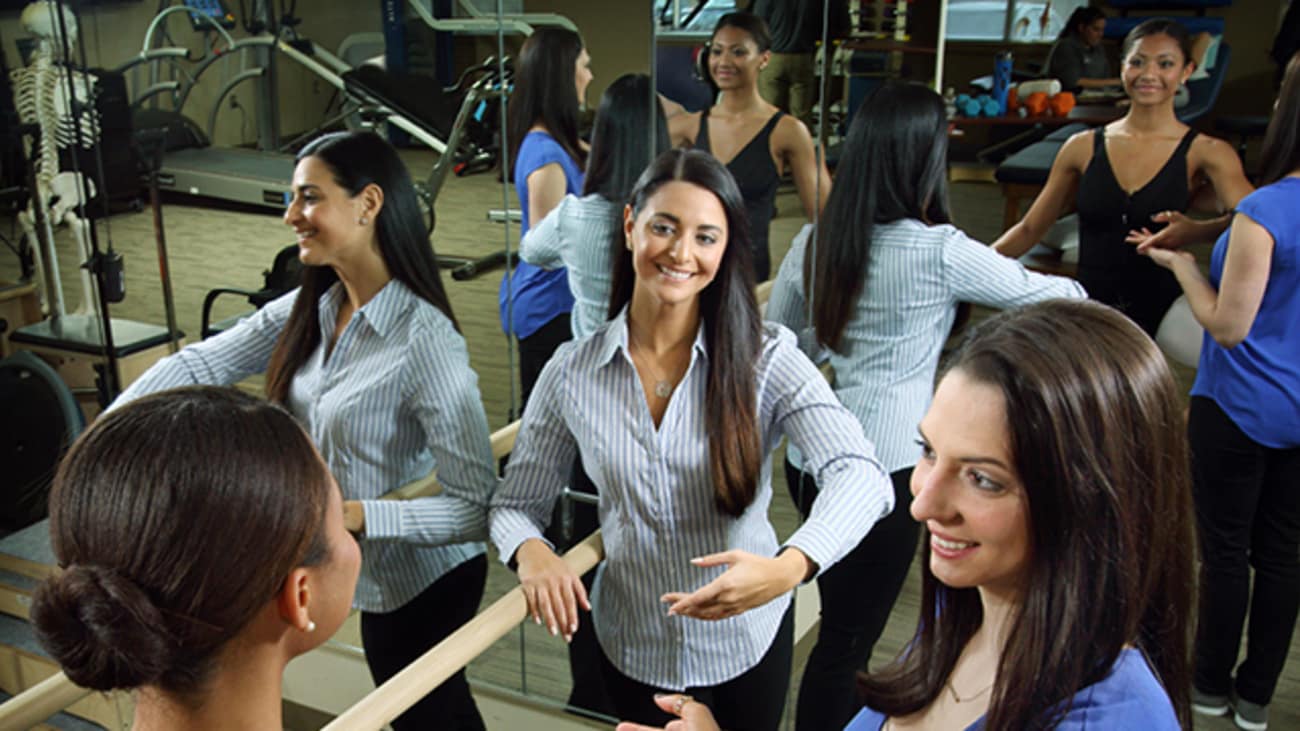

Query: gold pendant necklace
[945,678,994,704]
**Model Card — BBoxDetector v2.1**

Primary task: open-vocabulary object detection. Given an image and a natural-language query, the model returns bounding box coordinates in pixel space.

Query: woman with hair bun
[112,130,498,730]
[32,386,360,729]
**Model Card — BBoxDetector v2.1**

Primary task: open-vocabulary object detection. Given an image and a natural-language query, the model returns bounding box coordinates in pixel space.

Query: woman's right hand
[514,538,589,641]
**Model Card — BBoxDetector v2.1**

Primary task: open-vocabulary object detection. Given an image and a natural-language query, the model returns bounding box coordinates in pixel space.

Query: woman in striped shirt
[766,81,1085,731]
[491,148,892,729]
[110,132,497,730]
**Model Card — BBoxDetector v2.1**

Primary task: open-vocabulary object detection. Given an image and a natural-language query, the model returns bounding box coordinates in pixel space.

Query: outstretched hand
[514,538,589,642]
[615,694,722,731]
[1136,243,1196,271]
[660,549,808,621]
[1125,210,1203,252]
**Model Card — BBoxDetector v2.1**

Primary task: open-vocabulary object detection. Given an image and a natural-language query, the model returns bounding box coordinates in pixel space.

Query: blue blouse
[498,130,584,339]
[846,648,1179,730]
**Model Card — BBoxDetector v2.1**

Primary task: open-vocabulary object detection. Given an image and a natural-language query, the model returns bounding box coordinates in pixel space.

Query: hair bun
[31,564,176,691]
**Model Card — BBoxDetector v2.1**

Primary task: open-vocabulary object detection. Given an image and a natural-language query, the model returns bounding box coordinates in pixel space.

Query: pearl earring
[359,216,369,225]
[305,620,317,633]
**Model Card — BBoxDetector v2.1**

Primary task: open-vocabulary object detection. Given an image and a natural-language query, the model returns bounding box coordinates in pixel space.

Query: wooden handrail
[323,530,604,730]
[0,672,91,729]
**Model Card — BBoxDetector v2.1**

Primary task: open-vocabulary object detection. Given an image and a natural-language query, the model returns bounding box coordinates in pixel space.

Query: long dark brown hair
[507,26,586,180]
[266,131,459,403]
[1260,51,1300,185]
[860,300,1195,729]
[609,149,762,517]
[804,81,951,351]
[31,386,332,698]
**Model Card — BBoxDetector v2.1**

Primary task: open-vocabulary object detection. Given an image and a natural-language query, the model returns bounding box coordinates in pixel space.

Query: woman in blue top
[521,72,670,340]
[622,300,1195,731]
[491,149,892,730]
[1139,52,1300,731]
[111,132,497,731]
[501,26,592,411]
[767,81,1084,731]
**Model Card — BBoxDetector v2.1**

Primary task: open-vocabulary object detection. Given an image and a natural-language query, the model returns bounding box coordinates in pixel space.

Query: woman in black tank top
[994,20,1252,336]
[668,11,831,282]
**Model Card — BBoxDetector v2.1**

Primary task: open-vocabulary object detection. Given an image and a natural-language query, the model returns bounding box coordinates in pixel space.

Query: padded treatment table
[994,123,1089,229]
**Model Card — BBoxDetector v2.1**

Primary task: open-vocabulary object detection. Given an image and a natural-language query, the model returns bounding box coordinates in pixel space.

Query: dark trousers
[517,312,571,415]
[542,458,614,716]
[785,459,919,731]
[600,606,794,730]
[360,554,488,731]
[1190,396,1300,706]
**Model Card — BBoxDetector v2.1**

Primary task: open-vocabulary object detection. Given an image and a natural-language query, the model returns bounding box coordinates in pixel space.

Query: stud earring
[359,216,369,225]
[305,620,317,633]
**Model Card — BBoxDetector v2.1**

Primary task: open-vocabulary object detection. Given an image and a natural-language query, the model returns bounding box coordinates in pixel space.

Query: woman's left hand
[615,694,722,731]
[660,549,809,620]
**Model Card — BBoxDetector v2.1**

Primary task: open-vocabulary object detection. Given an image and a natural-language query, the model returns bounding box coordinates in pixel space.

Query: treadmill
[125,0,294,212]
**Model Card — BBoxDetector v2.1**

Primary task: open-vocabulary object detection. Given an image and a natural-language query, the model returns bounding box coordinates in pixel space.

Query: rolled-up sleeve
[519,194,570,269]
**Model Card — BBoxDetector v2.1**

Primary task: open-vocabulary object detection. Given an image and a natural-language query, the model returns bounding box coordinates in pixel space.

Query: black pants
[785,459,919,731]
[541,458,614,716]
[360,554,488,731]
[1190,396,1300,706]
[517,312,571,415]
[600,606,794,730]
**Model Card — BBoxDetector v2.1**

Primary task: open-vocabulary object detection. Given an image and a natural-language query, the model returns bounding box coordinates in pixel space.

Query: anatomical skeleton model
[11,1,101,319]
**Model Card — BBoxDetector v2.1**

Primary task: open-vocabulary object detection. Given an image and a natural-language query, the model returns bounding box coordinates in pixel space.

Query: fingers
[689,550,740,568]
[614,723,661,731]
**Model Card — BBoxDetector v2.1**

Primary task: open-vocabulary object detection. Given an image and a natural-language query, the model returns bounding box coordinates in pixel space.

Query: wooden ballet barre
[0,671,93,729]
[322,530,605,731]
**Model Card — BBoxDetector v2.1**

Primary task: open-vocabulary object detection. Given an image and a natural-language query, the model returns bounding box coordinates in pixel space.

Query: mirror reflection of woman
[32,387,361,731]
[109,132,497,731]
[492,149,891,730]
[1043,7,1120,93]
[668,11,832,282]
[624,300,1195,731]
[995,19,1252,337]
[767,81,1084,731]
[501,26,593,411]
[521,72,669,340]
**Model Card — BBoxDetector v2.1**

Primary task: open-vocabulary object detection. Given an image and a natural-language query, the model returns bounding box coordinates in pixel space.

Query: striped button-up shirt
[520,192,621,340]
[113,280,498,612]
[490,309,892,689]
[768,220,1087,472]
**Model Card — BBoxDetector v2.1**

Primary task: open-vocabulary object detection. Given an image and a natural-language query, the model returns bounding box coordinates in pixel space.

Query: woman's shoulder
[1062,648,1180,728]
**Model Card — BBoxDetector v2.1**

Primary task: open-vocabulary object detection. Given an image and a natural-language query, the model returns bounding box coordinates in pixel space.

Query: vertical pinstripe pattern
[519,193,621,340]
[113,281,498,613]
[490,309,892,690]
[767,220,1087,473]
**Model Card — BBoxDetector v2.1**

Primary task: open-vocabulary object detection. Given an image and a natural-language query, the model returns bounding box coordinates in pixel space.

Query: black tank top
[694,109,784,280]
[1076,126,1197,336]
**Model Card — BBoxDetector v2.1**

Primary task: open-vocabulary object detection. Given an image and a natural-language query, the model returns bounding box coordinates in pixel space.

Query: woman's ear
[624,204,636,250]
[276,568,314,633]
[359,182,385,224]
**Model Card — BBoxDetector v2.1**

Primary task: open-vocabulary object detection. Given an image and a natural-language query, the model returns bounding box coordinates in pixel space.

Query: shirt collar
[315,279,411,340]
[597,306,709,367]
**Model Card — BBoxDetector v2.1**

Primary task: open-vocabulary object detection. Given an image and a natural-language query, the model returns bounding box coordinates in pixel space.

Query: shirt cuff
[361,500,403,540]
[491,511,553,567]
